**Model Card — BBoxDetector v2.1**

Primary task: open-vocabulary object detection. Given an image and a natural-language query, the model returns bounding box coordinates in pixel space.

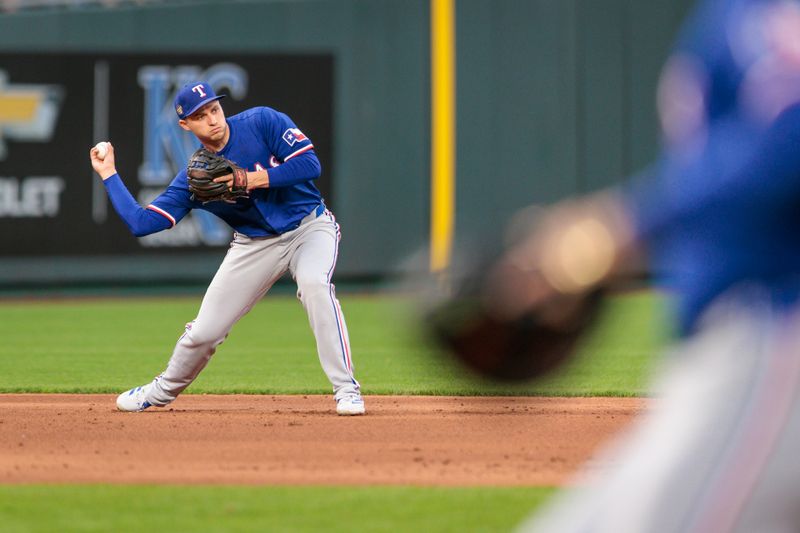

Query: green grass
[0,291,668,396]
[0,291,667,532]
[0,485,555,533]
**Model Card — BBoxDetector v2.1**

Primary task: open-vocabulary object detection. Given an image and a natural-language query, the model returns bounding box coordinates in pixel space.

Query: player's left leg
[116,232,290,412]
[288,209,363,415]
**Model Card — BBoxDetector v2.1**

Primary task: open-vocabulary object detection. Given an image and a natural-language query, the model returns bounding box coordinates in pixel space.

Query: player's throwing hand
[89,141,117,181]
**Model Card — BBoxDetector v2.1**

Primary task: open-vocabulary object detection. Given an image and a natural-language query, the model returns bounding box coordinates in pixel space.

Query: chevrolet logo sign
[0,70,63,160]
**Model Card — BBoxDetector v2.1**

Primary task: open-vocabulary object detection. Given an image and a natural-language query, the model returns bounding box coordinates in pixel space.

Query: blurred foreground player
[521,0,800,529]
[432,0,800,530]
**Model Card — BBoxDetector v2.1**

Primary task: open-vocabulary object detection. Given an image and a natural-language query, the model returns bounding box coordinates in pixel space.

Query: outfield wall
[0,0,692,286]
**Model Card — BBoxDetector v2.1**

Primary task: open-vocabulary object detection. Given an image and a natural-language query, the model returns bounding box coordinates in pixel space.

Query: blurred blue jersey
[625,0,800,334]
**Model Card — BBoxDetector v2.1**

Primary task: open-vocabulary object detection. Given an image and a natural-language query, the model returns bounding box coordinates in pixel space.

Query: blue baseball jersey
[623,0,800,334]
[137,106,323,237]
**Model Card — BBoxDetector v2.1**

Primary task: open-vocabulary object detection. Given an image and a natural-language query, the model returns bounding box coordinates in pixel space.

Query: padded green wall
[454,0,692,244]
[0,0,692,280]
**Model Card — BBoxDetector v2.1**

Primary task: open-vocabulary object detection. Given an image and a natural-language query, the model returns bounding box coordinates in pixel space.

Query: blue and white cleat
[336,392,366,416]
[116,384,153,412]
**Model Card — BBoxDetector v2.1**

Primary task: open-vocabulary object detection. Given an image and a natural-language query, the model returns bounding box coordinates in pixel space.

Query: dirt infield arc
[0,394,645,486]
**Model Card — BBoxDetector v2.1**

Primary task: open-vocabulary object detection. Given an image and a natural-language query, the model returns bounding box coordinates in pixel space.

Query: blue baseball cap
[174,81,226,119]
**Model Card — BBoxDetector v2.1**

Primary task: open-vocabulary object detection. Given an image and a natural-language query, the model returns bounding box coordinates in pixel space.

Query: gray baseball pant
[147,208,360,405]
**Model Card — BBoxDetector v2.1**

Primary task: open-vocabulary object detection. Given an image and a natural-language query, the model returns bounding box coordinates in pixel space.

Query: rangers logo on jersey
[282,128,307,146]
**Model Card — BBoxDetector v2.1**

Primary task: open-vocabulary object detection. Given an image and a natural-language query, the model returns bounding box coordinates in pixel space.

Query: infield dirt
[0,394,644,486]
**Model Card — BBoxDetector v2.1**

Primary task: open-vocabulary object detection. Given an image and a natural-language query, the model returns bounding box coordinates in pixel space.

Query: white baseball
[94,141,109,160]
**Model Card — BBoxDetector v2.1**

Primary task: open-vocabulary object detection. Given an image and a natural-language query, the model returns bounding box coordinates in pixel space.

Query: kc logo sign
[136,64,249,246]
[137,64,248,187]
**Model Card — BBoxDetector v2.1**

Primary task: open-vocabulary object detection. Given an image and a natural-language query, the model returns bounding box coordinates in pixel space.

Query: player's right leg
[116,233,288,411]
[287,210,364,415]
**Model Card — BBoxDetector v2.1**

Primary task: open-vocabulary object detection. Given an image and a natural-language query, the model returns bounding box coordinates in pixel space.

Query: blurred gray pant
[519,288,800,533]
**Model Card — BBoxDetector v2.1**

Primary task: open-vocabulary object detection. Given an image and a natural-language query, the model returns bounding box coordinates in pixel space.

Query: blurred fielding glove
[426,194,635,382]
[186,148,248,204]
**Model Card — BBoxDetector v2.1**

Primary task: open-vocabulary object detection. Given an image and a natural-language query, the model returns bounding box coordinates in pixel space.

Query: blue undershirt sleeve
[103,174,174,237]
[266,152,321,188]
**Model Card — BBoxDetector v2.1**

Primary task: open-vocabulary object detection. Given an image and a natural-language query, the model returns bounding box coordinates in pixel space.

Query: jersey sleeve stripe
[284,144,315,161]
[146,204,176,227]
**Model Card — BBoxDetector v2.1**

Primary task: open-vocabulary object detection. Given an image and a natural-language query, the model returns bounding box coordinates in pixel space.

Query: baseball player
[503,0,800,530]
[89,81,364,416]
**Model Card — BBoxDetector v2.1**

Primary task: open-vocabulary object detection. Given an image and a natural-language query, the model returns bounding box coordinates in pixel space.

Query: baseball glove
[186,148,248,203]
[426,195,633,382]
